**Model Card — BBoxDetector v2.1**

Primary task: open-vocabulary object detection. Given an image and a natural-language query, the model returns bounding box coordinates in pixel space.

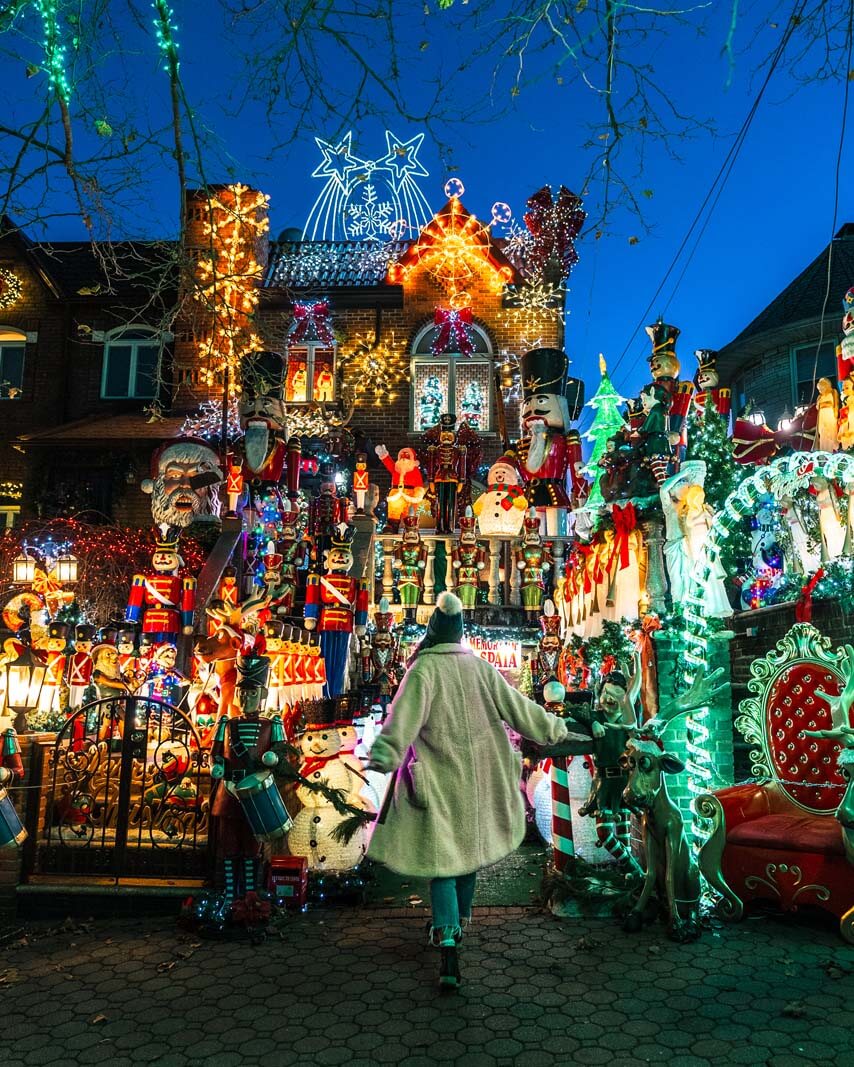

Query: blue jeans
[429,872,477,938]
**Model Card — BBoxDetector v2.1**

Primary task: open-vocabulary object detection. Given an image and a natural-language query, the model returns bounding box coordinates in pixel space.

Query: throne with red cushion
[697,623,854,943]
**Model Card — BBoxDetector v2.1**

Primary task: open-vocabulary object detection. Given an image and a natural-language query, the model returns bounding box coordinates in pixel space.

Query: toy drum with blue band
[0,785,27,848]
[234,770,292,842]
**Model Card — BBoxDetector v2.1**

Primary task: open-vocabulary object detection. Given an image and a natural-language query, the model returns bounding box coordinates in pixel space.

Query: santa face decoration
[142,441,223,528]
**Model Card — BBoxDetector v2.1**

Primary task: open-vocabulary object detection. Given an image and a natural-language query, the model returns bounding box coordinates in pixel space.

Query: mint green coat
[367,644,575,878]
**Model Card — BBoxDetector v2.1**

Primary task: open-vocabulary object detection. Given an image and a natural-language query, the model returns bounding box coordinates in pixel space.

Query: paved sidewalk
[2,906,853,1067]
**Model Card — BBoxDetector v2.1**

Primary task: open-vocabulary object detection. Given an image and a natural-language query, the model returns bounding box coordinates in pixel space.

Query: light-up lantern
[12,552,36,585]
[778,409,794,433]
[4,640,46,733]
[53,552,78,584]
[747,411,766,426]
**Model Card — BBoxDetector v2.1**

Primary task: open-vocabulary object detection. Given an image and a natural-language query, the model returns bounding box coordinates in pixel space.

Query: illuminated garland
[193,184,269,385]
[180,397,242,446]
[0,268,22,310]
[151,0,180,72]
[36,0,70,102]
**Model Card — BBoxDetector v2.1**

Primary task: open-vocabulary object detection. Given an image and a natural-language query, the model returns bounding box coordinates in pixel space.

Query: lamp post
[3,632,46,734]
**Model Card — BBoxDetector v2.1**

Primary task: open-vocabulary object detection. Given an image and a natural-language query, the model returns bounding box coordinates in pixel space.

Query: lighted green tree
[582,354,625,508]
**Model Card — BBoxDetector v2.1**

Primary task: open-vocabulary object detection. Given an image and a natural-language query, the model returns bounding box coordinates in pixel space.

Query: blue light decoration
[303,130,433,242]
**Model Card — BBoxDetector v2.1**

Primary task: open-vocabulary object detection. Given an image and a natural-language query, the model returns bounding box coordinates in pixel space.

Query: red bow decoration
[291,300,335,345]
[523,185,586,280]
[230,891,272,926]
[432,306,474,356]
[795,567,825,623]
[608,502,638,573]
[600,654,617,675]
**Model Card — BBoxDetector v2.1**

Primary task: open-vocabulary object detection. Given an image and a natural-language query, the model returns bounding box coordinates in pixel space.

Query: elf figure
[515,347,584,536]
[353,453,370,514]
[38,621,69,713]
[125,528,196,646]
[66,624,95,710]
[375,445,427,532]
[361,597,400,713]
[393,508,427,620]
[211,651,286,906]
[516,509,552,621]
[425,413,472,534]
[452,506,486,611]
[303,523,369,698]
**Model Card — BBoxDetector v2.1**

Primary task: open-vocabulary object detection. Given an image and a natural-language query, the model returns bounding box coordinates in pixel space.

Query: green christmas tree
[419,375,443,430]
[460,380,484,429]
[582,354,626,508]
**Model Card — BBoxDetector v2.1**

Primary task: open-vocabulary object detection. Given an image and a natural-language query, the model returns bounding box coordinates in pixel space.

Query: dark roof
[265,240,409,289]
[16,412,186,447]
[29,240,177,301]
[722,224,854,353]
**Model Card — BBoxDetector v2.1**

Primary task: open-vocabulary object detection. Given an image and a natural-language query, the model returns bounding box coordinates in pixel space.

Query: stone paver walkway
[2,907,853,1066]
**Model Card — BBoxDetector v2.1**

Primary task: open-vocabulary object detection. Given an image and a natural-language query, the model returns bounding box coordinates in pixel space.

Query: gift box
[268,856,308,909]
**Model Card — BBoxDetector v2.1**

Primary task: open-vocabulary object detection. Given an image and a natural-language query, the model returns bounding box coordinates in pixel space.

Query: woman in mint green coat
[367,591,579,989]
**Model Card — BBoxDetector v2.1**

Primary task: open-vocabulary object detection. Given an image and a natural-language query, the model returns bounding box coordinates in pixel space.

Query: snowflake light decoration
[0,268,22,310]
[503,279,565,334]
[346,184,397,241]
[341,333,406,405]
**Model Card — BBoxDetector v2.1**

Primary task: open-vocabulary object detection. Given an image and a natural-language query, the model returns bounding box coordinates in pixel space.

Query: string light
[180,398,242,446]
[151,0,180,73]
[503,279,566,335]
[36,0,70,102]
[340,333,406,405]
[0,269,22,311]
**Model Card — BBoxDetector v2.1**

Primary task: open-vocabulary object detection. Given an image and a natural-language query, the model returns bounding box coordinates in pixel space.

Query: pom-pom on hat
[425,590,464,645]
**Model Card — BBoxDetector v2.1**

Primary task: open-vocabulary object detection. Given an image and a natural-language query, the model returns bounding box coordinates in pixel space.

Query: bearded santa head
[142,438,224,528]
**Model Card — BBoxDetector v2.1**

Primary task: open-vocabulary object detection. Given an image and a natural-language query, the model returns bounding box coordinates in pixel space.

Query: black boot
[439,945,461,990]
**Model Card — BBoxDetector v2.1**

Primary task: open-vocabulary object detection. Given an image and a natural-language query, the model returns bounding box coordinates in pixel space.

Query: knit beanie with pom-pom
[422,591,464,647]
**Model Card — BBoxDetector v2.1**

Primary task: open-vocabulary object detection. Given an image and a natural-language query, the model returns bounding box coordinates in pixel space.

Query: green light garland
[36,0,70,102]
[152,0,180,73]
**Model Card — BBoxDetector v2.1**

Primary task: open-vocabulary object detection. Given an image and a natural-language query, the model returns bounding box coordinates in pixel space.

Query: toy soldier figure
[516,508,552,621]
[424,413,476,534]
[67,624,95,710]
[309,481,347,561]
[361,598,400,713]
[452,506,486,611]
[692,349,732,420]
[643,319,694,450]
[515,347,585,536]
[211,651,286,905]
[263,619,289,714]
[277,507,308,615]
[116,629,138,678]
[353,453,370,514]
[304,523,369,699]
[224,454,245,518]
[536,599,562,694]
[39,621,69,713]
[125,527,196,646]
[392,508,427,620]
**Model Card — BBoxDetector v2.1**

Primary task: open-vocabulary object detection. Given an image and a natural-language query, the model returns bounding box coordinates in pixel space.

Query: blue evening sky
[2,3,851,413]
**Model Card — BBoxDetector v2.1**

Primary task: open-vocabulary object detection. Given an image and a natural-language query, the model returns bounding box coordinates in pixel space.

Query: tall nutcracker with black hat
[239,349,303,507]
[423,413,481,534]
[515,508,552,621]
[125,526,196,646]
[361,597,401,713]
[303,523,368,698]
[393,507,428,620]
[210,650,288,907]
[692,349,731,421]
[515,348,585,536]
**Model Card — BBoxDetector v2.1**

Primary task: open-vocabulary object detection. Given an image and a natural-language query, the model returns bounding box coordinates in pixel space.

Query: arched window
[410,321,494,432]
[101,327,161,399]
[285,318,337,405]
[0,326,26,399]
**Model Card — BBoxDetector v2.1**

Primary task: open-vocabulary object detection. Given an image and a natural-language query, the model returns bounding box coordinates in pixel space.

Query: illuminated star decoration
[302,130,433,243]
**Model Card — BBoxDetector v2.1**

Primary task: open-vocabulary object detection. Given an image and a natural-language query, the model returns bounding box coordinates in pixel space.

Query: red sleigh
[698,623,854,943]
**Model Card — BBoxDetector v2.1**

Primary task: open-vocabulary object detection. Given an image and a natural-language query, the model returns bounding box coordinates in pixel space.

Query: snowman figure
[472,452,528,537]
[287,699,374,871]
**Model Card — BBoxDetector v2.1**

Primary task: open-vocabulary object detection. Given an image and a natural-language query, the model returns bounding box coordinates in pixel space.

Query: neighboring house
[717,223,854,430]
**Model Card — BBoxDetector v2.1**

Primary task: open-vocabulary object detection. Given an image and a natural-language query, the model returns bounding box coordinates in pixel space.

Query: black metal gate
[25,697,215,882]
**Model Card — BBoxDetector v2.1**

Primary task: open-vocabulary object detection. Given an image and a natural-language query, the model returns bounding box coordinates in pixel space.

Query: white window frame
[409,321,494,433]
[101,326,162,400]
[790,340,837,409]
[284,339,338,405]
[0,326,27,400]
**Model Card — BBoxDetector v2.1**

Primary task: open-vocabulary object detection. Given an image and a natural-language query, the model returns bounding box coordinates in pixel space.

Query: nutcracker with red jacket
[353,452,370,514]
[515,348,585,536]
[277,507,308,610]
[452,506,486,611]
[536,599,563,694]
[0,727,26,848]
[125,527,197,645]
[516,508,552,621]
[38,621,69,713]
[392,507,428,619]
[361,597,400,713]
[308,480,348,561]
[66,624,95,710]
[218,566,239,610]
[210,651,289,907]
[637,320,694,469]
[692,349,732,422]
[239,349,302,504]
[423,413,481,534]
[304,523,368,699]
[374,444,427,532]
[224,454,245,518]
[116,629,139,681]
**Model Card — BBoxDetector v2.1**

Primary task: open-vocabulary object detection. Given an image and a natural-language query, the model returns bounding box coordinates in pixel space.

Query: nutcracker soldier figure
[116,629,138,679]
[424,413,478,534]
[392,508,427,620]
[516,508,552,621]
[260,548,291,618]
[211,651,287,906]
[277,508,308,614]
[125,528,196,646]
[263,619,288,714]
[361,597,400,713]
[692,350,732,421]
[224,454,245,518]
[452,506,486,611]
[38,621,69,713]
[536,599,563,694]
[353,453,370,514]
[303,523,369,698]
[218,566,240,610]
[515,348,585,536]
[66,624,95,710]
[239,349,303,504]
[640,320,694,463]
[309,481,348,561]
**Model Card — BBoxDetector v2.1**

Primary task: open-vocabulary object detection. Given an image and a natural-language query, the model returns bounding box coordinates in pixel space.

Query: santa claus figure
[515,348,584,536]
[141,438,224,528]
[375,444,426,532]
[125,527,197,646]
[473,452,528,537]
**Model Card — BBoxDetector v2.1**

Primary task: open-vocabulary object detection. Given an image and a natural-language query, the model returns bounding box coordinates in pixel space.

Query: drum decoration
[233,769,293,843]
